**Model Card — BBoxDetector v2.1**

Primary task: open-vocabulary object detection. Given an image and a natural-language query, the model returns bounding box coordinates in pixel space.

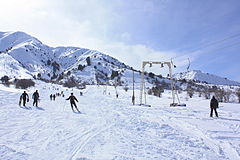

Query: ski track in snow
[0,82,240,160]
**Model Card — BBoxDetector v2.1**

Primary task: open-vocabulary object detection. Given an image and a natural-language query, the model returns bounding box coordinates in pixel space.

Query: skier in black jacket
[66,93,80,112]
[19,91,29,106]
[210,96,218,117]
[32,90,40,107]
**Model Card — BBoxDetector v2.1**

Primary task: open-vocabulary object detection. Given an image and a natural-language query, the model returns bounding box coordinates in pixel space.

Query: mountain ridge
[174,70,240,86]
[0,31,132,85]
[1,31,240,87]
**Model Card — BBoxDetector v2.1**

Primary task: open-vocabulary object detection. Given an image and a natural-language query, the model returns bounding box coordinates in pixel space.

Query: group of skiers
[50,94,56,101]
[19,89,219,116]
[19,90,39,107]
[19,90,80,113]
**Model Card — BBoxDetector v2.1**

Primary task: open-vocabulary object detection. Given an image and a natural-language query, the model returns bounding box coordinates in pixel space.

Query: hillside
[0,31,131,84]
[2,31,240,89]
[174,70,240,86]
[0,81,240,159]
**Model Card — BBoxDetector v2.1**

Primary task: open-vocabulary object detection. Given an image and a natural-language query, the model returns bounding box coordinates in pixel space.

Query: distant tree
[1,75,10,86]
[1,75,10,83]
[204,90,211,99]
[186,85,194,98]
[214,88,225,102]
[111,70,119,79]
[223,89,231,103]
[147,88,153,95]
[37,73,41,79]
[236,88,240,103]
[148,72,155,78]
[67,71,71,76]
[86,57,91,66]
[52,61,60,72]
[51,73,58,80]
[57,73,64,81]
[123,86,129,92]
[157,74,163,79]
[47,60,51,65]
[63,77,78,88]
[15,79,35,89]
[198,91,203,97]
[152,86,164,97]
[78,64,85,71]
[214,88,232,103]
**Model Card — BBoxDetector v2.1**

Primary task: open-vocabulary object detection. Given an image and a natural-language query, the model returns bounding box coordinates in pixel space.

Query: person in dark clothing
[210,96,219,117]
[53,94,56,101]
[19,91,29,106]
[50,94,53,100]
[32,90,40,107]
[66,93,80,112]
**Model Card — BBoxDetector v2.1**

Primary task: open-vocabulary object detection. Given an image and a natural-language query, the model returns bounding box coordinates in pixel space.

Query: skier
[210,96,219,117]
[50,94,53,100]
[19,91,29,106]
[32,90,40,107]
[53,94,56,101]
[66,93,80,113]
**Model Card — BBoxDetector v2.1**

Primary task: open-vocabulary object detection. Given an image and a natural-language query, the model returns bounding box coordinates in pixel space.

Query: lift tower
[139,61,184,107]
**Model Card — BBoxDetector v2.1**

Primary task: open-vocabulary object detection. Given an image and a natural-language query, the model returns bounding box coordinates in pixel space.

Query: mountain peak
[174,70,240,86]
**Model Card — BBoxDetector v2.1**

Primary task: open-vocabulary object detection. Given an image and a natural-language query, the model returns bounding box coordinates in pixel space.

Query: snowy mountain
[0,31,131,84]
[1,31,240,88]
[174,70,240,86]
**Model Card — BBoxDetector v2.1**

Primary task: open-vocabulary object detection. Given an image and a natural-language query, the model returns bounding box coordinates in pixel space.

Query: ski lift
[139,61,186,107]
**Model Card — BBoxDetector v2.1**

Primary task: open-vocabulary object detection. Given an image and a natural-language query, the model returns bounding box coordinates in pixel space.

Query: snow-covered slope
[174,70,240,86]
[0,53,32,79]
[0,81,240,159]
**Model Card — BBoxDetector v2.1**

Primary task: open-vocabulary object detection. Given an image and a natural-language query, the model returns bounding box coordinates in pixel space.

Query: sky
[0,0,240,81]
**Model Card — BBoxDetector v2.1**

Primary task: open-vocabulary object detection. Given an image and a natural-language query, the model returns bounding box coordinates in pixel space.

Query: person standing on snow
[210,96,219,117]
[53,94,56,101]
[19,91,29,106]
[66,93,80,113]
[32,90,40,107]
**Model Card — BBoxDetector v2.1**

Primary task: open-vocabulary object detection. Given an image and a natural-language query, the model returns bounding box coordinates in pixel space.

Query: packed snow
[0,81,240,160]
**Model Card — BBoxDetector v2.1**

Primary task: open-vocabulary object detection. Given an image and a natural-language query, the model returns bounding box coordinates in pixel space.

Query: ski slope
[0,81,240,160]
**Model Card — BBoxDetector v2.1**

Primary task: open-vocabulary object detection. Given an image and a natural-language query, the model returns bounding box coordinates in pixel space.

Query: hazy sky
[1,0,240,81]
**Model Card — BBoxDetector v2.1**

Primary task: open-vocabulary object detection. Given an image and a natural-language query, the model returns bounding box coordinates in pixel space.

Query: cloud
[0,0,195,75]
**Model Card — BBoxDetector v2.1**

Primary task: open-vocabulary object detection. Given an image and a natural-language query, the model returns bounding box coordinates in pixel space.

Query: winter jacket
[66,95,78,104]
[21,92,29,100]
[210,97,218,109]
[32,92,39,100]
